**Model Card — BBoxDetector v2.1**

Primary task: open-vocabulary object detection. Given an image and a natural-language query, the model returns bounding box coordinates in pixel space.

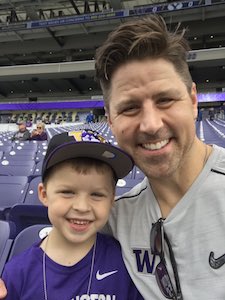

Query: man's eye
[158,98,175,106]
[120,106,139,115]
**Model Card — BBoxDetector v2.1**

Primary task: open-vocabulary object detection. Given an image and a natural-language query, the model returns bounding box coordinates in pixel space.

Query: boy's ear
[38,183,48,207]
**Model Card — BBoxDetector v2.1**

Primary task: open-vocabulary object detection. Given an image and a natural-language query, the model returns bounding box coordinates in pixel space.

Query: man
[94,15,225,299]
[1,14,225,299]
[11,121,30,141]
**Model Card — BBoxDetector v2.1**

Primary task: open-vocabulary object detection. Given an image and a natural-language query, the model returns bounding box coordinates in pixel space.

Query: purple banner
[0,93,224,112]
[198,92,225,102]
[0,100,104,111]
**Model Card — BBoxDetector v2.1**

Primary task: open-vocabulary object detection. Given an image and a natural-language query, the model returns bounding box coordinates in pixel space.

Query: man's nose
[139,103,163,134]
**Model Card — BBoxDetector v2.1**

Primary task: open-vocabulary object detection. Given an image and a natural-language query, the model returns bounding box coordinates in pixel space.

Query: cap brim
[43,141,133,179]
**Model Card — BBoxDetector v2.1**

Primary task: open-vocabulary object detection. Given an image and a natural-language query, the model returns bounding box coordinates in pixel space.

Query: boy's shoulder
[97,232,121,249]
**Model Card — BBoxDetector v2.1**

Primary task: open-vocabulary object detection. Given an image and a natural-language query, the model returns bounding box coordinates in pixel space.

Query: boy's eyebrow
[55,183,74,189]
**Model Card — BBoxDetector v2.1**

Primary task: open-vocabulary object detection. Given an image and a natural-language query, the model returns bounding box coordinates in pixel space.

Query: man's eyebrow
[152,89,180,99]
[114,99,139,110]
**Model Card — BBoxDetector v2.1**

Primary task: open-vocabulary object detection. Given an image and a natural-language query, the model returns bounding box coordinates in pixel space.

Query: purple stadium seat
[3,150,36,161]
[0,159,35,168]
[0,176,29,219]
[0,165,35,176]
[32,161,43,176]
[0,220,16,275]
[7,204,50,237]
[0,145,12,153]
[7,224,52,261]
[23,176,42,205]
[116,178,143,196]
[12,141,38,151]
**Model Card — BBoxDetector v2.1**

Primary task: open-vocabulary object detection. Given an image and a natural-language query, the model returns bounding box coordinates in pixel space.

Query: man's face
[107,58,198,180]
[18,123,26,132]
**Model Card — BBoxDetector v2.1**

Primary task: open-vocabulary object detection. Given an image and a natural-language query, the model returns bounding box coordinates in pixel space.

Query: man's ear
[38,183,48,207]
[191,82,198,120]
[104,106,113,129]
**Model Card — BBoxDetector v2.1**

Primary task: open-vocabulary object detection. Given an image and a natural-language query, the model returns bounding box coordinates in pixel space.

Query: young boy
[2,129,144,300]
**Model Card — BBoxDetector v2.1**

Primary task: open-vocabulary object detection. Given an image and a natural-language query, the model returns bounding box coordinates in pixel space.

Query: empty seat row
[0,160,43,176]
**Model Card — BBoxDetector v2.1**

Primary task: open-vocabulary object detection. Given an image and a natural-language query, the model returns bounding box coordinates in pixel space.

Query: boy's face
[38,163,115,248]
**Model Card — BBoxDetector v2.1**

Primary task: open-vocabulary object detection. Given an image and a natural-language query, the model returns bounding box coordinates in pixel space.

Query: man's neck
[149,143,212,218]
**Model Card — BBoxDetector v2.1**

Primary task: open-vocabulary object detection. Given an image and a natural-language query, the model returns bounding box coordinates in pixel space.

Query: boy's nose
[72,196,90,212]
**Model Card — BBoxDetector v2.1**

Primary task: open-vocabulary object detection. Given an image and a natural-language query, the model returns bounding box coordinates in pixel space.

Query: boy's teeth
[143,139,169,150]
[70,219,89,225]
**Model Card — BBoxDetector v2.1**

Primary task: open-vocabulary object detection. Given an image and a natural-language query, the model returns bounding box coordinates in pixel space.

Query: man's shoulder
[211,144,225,173]
[115,177,148,205]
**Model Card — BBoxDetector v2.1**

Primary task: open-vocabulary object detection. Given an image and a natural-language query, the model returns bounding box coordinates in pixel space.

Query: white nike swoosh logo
[96,270,118,280]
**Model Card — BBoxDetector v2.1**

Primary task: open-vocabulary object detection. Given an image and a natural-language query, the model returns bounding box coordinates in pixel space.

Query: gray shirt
[108,145,225,299]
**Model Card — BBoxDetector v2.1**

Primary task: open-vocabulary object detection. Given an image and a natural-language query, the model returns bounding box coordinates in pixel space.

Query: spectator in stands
[2,130,143,300]
[209,108,214,120]
[2,14,225,300]
[11,121,30,141]
[86,110,95,123]
[30,122,47,141]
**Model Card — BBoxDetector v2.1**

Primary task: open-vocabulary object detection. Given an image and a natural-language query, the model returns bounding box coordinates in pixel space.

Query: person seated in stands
[86,110,95,123]
[26,118,32,128]
[30,122,47,141]
[2,130,143,300]
[11,121,30,141]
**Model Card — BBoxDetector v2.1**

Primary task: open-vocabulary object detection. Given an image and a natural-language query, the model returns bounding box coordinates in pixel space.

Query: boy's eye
[91,192,106,199]
[92,192,103,197]
[59,190,74,196]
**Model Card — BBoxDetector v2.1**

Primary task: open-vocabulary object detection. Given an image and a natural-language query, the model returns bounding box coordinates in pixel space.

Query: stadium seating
[7,204,50,236]
[7,224,52,261]
[116,178,143,196]
[0,165,35,176]
[0,145,12,153]
[23,176,42,205]
[0,220,16,275]
[0,160,35,168]
[0,176,29,219]
[32,161,43,176]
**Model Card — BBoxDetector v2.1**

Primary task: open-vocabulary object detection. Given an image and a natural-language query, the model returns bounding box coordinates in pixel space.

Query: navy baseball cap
[42,129,134,180]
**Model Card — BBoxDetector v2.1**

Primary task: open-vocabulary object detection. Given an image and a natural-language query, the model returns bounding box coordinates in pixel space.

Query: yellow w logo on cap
[68,131,83,141]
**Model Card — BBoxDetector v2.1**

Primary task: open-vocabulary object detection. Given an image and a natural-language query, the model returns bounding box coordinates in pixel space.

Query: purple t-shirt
[2,233,144,300]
